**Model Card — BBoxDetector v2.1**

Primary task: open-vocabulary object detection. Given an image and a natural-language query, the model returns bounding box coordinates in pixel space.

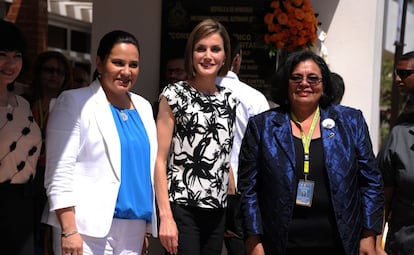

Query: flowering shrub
[264,0,318,56]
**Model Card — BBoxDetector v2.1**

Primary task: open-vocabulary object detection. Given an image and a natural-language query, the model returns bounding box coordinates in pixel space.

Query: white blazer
[44,80,158,237]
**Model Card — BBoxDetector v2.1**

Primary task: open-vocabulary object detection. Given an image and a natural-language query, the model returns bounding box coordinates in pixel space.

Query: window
[48,25,67,49]
[71,30,91,53]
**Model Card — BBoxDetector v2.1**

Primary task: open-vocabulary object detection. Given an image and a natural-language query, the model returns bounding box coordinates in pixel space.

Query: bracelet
[61,230,78,238]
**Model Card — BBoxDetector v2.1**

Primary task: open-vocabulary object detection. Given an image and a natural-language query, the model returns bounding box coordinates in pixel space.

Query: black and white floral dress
[161,81,238,209]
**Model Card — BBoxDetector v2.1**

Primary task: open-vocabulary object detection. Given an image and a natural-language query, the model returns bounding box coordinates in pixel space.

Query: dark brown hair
[184,19,231,78]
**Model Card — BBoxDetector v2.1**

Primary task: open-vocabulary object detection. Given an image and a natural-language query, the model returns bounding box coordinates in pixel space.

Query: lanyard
[290,106,320,180]
[35,100,47,129]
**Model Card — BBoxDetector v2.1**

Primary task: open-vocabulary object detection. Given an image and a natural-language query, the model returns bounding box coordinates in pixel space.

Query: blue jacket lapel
[271,110,296,180]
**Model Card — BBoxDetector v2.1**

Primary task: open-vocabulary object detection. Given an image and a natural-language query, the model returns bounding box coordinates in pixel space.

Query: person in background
[155,19,237,255]
[0,19,42,255]
[71,65,90,89]
[238,50,384,255]
[30,51,72,167]
[28,51,72,109]
[165,54,187,85]
[153,52,188,120]
[392,51,414,126]
[330,72,345,104]
[376,51,414,255]
[216,34,269,255]
[28,50,73,254]
[44,30,158,255]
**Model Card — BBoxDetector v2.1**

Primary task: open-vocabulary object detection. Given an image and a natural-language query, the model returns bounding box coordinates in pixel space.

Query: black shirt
[287,136,345,254]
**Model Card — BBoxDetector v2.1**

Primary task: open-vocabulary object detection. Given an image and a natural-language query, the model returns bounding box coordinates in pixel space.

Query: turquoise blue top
[110,105,152,222]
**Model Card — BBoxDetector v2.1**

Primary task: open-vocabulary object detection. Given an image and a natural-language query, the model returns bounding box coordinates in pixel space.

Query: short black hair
[271,50,334,109]
[0,19,26,54]
[400,51,414,61]
[0,19,28,73]
[330,72,345,104]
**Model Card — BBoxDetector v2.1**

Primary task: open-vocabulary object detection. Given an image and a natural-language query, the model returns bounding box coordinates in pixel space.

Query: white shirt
[217,71,270,186]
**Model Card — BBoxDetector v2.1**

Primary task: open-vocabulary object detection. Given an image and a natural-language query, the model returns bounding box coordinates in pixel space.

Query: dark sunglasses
[395,69,414,79]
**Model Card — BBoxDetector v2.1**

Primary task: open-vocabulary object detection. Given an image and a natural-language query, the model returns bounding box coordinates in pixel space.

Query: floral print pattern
[161,81,238,209]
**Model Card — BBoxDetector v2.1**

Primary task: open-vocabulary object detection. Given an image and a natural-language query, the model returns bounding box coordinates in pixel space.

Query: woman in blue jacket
[238,50,384,255]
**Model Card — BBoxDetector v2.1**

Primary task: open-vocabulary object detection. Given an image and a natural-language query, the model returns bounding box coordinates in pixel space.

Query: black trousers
[0,182,35,255]
[224,236,246,255]
[168,203,226,255]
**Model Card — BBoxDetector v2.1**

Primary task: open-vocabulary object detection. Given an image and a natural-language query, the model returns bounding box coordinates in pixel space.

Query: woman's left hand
[61,232,83,255]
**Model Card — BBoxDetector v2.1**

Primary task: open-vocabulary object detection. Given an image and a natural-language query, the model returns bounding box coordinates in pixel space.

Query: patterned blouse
[0,95,42,183]
[161,81,238,209]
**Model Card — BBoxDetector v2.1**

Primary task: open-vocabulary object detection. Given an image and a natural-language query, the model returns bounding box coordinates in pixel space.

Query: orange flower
[264,13,274,25]
[292,0,303,6]
[277,13,289,25]
[264,0,319,54]
[294,8,305,20]
[270,1,280,8]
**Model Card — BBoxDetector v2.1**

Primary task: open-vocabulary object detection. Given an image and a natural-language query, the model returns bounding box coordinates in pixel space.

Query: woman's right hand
[159,216,179,254]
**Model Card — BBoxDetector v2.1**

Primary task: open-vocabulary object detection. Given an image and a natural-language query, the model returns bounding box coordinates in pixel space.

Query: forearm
[56,207,77,233]
[154,161,173,220]
[228,166,236,194]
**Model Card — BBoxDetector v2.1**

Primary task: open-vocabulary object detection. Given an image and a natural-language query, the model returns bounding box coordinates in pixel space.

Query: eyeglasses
[395,69,414,80]
[289,74,322,86]
[41,66,66,77]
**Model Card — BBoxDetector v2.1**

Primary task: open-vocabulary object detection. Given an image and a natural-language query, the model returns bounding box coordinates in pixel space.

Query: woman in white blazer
[44,30,157,255]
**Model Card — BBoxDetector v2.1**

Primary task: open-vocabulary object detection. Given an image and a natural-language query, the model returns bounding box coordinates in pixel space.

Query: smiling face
[0,50,23,87]
[96,42,139,96]
[192,33,225,78]
[288,59,323,108]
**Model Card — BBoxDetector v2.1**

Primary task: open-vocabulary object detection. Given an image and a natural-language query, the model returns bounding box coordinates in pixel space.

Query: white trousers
[53,218,146,255]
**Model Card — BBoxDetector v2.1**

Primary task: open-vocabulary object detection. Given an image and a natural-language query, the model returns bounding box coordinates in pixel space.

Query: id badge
[295,179,315,207]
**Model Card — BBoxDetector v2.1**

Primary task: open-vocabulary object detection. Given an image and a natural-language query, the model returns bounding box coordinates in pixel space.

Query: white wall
[384,0,414,53]
[313,0,384,153]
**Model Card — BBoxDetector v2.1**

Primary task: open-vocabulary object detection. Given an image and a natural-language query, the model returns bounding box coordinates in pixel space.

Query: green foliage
[380,58,393,106]
[379,58,394,145]
[379,56,407,145]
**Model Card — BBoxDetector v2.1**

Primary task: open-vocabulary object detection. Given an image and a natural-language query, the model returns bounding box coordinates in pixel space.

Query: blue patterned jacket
[238,104,384,255]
